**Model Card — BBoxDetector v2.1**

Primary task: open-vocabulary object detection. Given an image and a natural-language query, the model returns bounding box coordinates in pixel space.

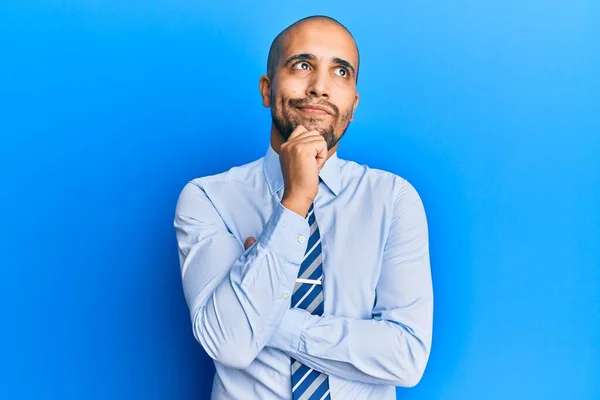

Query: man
[174,15,433,400]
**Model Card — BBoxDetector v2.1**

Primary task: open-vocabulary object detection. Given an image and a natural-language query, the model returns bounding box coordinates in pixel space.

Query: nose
[306,69,330,99]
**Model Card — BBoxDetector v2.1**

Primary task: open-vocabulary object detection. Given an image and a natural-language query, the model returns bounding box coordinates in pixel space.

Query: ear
[350,92,360,121]
[259,75,272,108]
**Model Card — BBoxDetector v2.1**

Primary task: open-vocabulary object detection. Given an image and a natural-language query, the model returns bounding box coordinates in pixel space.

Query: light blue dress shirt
[174,144,433,399]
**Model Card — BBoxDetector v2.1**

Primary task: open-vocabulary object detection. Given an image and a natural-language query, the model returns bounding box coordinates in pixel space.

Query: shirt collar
[263,143,342,197]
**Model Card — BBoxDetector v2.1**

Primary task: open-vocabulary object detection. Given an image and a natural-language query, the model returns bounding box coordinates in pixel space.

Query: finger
[288,134,328,166]
[244,237,256,250]
[313,140,328,170]
[287,130,327,143]
[287,125,309,140]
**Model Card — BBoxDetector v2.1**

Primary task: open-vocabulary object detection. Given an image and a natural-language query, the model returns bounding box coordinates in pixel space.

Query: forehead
[280,21,358,67]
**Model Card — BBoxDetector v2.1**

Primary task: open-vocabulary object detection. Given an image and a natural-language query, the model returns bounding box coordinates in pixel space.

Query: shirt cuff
[268,307,310,353]
[258,201,310,264]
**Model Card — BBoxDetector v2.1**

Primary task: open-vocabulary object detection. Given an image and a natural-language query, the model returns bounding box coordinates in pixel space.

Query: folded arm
[267,179,433,387]
[174,181,309,369]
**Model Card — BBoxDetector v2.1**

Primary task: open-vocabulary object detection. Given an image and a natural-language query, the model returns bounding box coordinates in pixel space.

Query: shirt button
[298,236,306,243]
[281,292,289,299]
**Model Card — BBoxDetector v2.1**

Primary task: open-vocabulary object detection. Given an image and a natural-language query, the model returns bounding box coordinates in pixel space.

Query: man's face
[263,20,359,151]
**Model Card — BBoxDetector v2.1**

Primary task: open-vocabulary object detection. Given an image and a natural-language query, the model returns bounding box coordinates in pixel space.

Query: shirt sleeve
[174,180,310,369]
[267,179,433,387]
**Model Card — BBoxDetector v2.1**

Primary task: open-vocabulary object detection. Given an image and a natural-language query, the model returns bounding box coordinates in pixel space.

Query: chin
[302,120,331,132]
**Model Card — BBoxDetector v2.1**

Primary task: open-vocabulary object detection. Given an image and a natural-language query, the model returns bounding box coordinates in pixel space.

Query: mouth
[296,105,333,116]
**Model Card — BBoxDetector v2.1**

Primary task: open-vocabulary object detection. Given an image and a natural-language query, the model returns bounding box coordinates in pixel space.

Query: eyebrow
[332,57,356,77]
[284,53,357,77]
[284,53,316,66]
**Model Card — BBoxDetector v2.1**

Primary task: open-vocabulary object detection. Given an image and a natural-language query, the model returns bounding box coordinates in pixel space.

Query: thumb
[315,141,328,172]
[244,237,256,250]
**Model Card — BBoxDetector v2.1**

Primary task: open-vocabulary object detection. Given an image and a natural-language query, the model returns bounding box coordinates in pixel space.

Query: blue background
[1,1,599,399]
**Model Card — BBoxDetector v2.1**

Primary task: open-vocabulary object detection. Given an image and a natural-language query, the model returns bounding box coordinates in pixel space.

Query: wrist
[281,195,312,218]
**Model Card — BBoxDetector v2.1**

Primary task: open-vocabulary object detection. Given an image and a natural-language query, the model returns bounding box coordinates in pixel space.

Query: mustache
[288,98,339,117]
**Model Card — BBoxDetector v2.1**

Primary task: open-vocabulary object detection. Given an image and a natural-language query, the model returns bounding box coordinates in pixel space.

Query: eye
[293,61,311,71]
[334,67,349,78]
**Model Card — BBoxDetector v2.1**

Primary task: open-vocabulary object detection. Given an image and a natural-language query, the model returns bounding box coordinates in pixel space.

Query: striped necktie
[290,203,331,400]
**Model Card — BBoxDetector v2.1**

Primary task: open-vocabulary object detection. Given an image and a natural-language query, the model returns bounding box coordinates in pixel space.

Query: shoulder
[175,156,266,211]
[340,157,419,194]
[338,156,425,215]
[187,157,265,191]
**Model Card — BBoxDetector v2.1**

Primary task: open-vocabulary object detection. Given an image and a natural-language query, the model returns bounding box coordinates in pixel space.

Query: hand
[244,237,256,250]
[279,125,328,217]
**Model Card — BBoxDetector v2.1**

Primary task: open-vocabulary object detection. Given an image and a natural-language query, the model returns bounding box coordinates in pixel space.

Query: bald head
[266,15,360,83]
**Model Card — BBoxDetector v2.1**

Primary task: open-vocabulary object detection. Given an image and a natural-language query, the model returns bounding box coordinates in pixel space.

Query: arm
[174,181,309,369]
[267,179,433,387]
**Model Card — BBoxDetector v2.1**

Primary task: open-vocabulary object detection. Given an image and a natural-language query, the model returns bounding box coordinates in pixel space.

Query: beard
[271,96,353,151]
